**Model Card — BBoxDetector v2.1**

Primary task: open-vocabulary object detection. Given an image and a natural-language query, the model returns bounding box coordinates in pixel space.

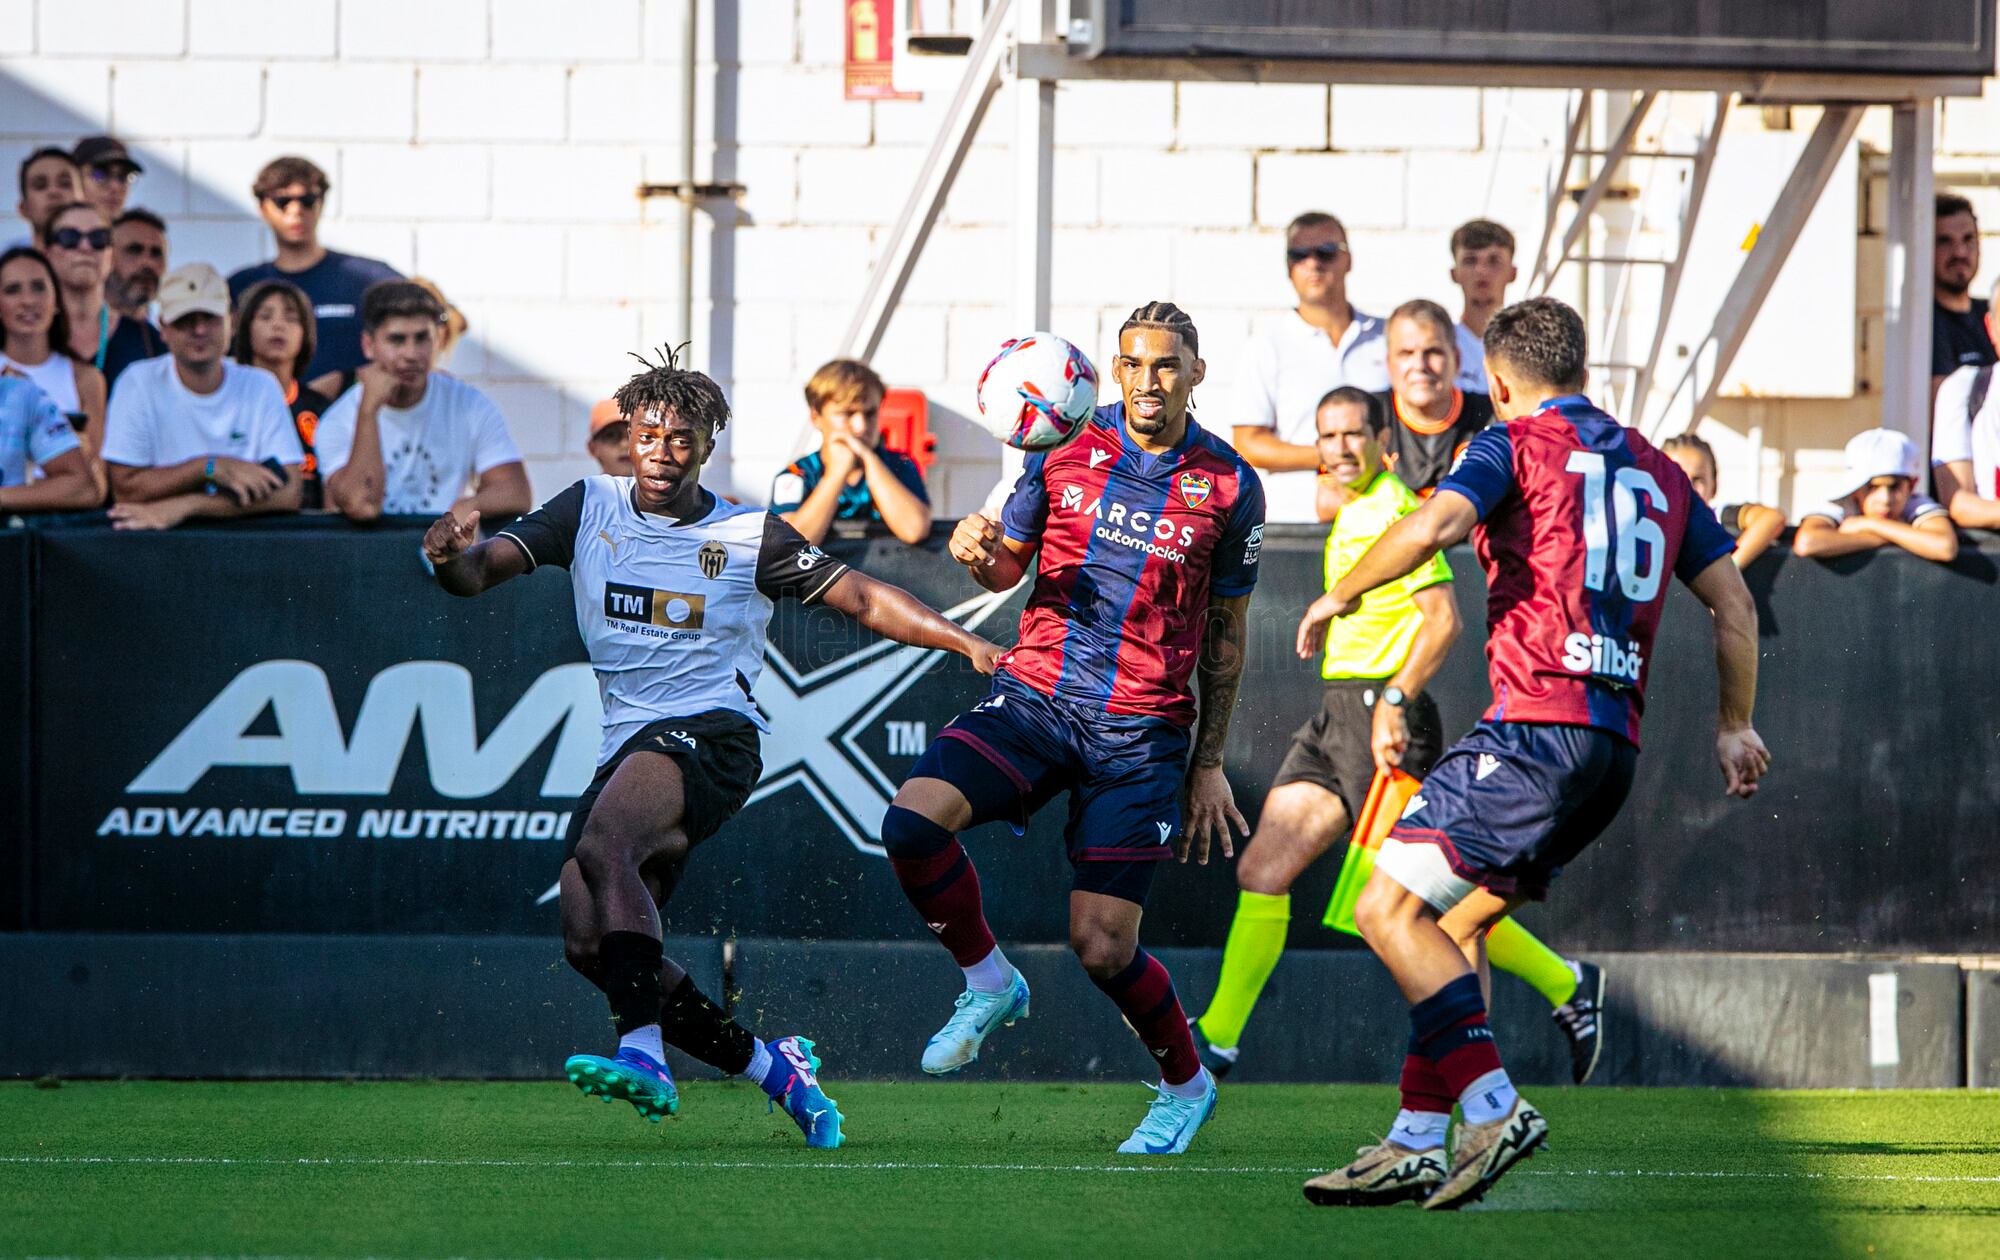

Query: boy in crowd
[1448,220,1516,394]
[12,147,79,249]
[771,358,929,545]
[1793,428,1958,565]
[227,156,402,388]
[317,281,530,524]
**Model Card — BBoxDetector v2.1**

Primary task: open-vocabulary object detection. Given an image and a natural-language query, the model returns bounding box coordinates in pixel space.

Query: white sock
[1161,1067,1211,1100]
[1458,1068,1518,1125]
[962,945,1014,993]
[619,1024,664,1063]
[740,1037,773,1086]
[1387,1108,1450,1151]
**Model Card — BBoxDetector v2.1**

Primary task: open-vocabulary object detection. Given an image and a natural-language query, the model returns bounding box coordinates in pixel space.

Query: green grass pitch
[5,1079,1999,1258]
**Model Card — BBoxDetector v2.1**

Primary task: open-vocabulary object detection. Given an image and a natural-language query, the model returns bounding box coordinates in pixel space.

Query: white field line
[2,1155,1999,1184]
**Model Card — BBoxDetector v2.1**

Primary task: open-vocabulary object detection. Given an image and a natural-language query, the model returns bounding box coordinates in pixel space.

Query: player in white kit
[423,349,999,1147]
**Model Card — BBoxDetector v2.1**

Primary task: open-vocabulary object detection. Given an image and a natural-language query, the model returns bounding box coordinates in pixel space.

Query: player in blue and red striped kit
[1298,298,1769,1209]
[881,302,1264,1156]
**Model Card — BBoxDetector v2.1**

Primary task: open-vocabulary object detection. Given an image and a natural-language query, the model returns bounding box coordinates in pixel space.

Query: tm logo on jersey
[1561,631,1644,684]
[604,582,706,639]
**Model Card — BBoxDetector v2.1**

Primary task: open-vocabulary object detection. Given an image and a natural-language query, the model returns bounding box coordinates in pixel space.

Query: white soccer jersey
[498,476,851,763]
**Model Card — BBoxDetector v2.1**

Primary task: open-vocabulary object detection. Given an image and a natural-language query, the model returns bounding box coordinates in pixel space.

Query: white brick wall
[0,3,1921,509]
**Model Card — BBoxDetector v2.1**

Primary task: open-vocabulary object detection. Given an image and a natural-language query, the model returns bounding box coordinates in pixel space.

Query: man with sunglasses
[1233,211,1390,524]
[71,136,142,224]
[226,155,402,390]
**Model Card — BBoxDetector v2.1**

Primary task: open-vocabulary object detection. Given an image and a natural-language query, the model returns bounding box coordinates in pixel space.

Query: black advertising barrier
[2,528,27,932]
[21,517,2000,950]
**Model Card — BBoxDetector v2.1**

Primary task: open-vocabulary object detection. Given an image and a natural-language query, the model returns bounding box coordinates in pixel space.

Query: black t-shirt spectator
[1933,297,1996,376]
[227,250,402,382]
[101,315,164,394]
[1371,387,1496,495]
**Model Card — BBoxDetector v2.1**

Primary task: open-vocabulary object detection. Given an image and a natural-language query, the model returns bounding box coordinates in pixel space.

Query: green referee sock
[1196,890,1291,1050]
[1487,916,1578,1008]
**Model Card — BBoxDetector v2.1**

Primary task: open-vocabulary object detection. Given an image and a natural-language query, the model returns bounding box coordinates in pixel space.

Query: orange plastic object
[877,388,937,475]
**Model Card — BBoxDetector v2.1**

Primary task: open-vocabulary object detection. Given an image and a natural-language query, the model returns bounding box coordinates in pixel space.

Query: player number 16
[1565,450,1666,602]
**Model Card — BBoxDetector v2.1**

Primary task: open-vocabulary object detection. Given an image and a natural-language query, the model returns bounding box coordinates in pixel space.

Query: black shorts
[1272,680,1443,819]
[562,710,764,862]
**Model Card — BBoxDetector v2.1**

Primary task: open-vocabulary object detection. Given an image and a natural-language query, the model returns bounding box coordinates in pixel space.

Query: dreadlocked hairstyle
[613,343,732,435]
[1118,301,1200,357]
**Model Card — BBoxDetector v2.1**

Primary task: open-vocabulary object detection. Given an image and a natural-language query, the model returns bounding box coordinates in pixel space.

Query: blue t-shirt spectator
[0,373,79,490]
[102,314,164,394]
[770,447,929,522]
[227,250,401,382]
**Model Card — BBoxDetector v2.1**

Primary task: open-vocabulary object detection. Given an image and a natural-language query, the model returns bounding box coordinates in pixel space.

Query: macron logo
[1157,821,1172,845]
[1401,794,1427,819]
[1089,448,1114,469]
[1476,754,1500,781]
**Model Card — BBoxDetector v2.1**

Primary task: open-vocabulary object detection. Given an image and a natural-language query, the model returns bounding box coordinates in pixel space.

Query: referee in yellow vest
[1191,386,1605,1086]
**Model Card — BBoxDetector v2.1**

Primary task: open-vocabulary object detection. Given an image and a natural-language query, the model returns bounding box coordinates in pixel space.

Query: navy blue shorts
[1380,719,1637,905]
[910,672,1188,896]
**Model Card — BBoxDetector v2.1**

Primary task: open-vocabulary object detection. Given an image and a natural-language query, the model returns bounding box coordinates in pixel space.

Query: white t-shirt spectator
[1932,362,2000,499]
[1800,492,1948,527]
[102,357,303,469]
[1233,308,1390,522]
[315,372,523,515]
[1455,322,1488,394]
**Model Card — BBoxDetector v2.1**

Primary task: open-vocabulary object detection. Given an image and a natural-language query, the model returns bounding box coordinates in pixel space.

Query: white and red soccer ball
[975,332,1099,452]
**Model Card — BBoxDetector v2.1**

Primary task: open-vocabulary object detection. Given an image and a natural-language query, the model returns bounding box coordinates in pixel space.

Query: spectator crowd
[0,134,1992,574]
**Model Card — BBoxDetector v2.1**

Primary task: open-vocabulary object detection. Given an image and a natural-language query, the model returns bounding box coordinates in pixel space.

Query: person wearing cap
[771,357,929,546]
[1793,428,1958,564]
[587,398,634,476]
[226,155,402,390]
[11,147,79,250]
[101,262,303,530]
[72,137,141,223]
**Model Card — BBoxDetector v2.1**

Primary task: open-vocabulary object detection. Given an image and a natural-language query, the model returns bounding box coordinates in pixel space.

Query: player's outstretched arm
[1325,490,1479,616]
[425,509,530,597]
[1182,593,1253,866]
[818,569,1003,674]
[1370,581,1462,777]
[1686,555,1770,799]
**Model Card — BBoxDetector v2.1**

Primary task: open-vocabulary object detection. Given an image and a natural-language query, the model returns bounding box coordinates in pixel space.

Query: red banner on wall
[846,0,921,101]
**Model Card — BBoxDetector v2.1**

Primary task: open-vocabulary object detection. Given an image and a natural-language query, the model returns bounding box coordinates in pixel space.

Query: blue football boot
[565,1046,680,1122]
[764,1035,844,1149]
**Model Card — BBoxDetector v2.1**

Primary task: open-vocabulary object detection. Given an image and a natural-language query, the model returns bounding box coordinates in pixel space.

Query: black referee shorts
[1271,679,1443,821]
[562,709,764,861]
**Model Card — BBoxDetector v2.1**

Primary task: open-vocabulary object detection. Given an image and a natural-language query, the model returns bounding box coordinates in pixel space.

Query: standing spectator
[771,358,929,545]
[316,281,529,523]
[1448,219,1516,394]
[1793,428,1957,564]
[12,147,79,250]
[1233,210,1389,523]
[1357,299,1493,514]
[0,246,106,467]
[0,372,99,514]
[1661,431,1787,568]
[102,208,167,391]
[71,136,141,224]
[40,201,113,367]
[226,156,401,388]
[586,398,634,476]
[1931,275,2000,530]
[1932,191,1994,399]
[102,263,303,529]
[230,280,330,510]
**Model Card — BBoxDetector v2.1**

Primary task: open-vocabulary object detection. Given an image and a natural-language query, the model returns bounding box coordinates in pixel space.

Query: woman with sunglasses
[38,201,116,369]
[0,242,107,486]
[229,279,331,509]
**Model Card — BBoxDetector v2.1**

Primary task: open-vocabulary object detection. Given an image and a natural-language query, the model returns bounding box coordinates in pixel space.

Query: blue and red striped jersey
[997,405,1265,725]
[1434,394,1734,746]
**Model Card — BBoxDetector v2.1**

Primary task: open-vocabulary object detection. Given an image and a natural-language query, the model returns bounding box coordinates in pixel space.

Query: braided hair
[1118,301,1199,357]
[614,343,731,435]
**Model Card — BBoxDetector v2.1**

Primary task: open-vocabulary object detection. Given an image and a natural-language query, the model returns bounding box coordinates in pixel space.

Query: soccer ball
[975,332,1099,452]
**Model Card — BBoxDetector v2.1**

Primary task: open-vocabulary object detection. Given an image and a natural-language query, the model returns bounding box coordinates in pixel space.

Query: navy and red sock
[1092,948,1203,1089]
[1409,972,1517,1125]
[881,805,998,967]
